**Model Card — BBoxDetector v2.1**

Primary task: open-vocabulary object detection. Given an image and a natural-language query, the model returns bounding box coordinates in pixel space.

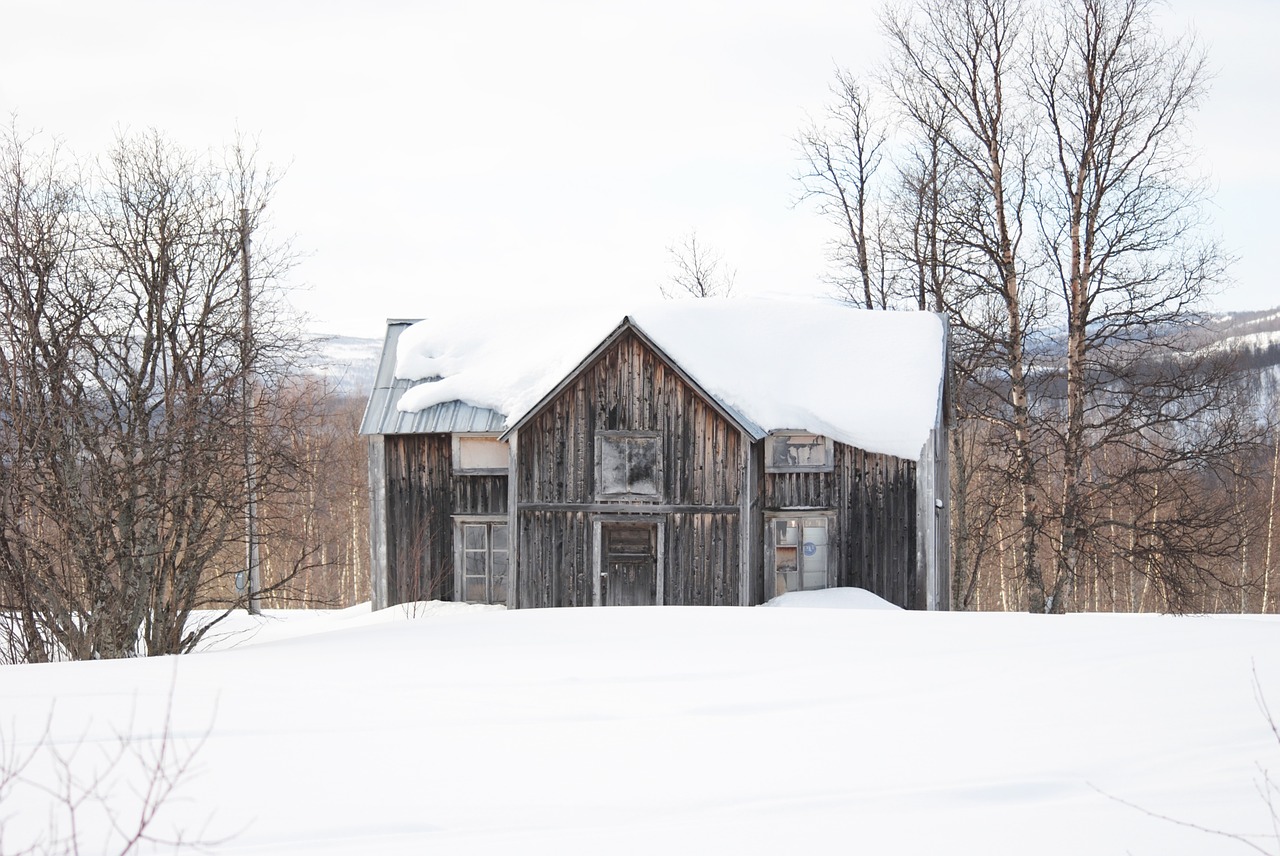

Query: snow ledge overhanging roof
[372,298,947,461]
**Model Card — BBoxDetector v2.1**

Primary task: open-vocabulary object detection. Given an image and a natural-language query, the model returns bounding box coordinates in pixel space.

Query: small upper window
[452,434,508,474]
[765,433,834,473]
[596,432,661,500]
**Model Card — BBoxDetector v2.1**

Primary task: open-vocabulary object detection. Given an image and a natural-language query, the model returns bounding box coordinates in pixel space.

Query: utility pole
[241,207,262,615]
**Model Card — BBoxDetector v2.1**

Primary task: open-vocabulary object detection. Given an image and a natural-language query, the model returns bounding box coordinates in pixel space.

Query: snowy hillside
[2,598,1278,855]
[302,333,381,397]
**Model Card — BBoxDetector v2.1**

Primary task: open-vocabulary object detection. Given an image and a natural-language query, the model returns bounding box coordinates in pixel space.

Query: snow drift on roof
[395,298,946,460]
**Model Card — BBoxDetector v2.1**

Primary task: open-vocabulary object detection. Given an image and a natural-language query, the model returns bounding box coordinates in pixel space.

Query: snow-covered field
[2,592,1278,855]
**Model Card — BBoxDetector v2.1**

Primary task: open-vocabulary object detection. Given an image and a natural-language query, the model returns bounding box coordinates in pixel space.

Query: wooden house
[359,299,950,611]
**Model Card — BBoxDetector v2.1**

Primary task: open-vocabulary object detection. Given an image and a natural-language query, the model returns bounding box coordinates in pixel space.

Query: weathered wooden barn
[359,300,950,611]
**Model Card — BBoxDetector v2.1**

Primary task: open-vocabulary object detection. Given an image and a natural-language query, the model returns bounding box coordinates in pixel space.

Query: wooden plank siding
[665,513,739,606]
[454,475,508,516]
[842,446,918,609]
[762,443,920,609]
[515,330,745,608]
[516,509,592,607]
[383,434,508,606]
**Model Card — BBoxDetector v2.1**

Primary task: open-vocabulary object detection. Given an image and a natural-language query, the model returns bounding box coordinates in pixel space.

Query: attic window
[765,433,834,473]
[596,432,661,501]
[452,434,508,474]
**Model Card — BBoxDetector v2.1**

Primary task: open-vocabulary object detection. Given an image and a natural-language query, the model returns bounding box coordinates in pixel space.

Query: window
[765,433,834,473]
[455,519,509,604]
[768,514,832,596]
[596,432,661,500]
[452,434,508,474]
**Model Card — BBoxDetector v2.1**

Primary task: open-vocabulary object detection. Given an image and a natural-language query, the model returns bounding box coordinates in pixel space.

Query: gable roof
[500,316,765,442]
[374,298,947,461]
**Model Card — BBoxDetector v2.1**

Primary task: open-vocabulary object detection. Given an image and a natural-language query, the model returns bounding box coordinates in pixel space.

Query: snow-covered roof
[392,298,947,461]
[359,321,506,436]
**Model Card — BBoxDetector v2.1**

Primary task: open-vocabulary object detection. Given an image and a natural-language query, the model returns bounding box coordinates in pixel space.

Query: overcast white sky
[3,0,1276,337]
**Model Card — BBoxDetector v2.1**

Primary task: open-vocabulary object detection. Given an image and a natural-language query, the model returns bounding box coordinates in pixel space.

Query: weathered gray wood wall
[383,434,452,603]
[514,330,745,608]
[382,434,508,605]
[762,444,920,609]
[366,436,389,610]
[916,423,950,611]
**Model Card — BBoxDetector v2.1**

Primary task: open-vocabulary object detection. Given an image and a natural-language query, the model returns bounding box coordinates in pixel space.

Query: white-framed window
[452,434,508,475]
[767,513,834,596]
[454,518,509,604]
[596,432,662,501]
[765,433,834,473]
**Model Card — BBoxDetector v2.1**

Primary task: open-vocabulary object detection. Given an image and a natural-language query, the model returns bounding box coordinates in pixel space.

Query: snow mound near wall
[763,587,904,610]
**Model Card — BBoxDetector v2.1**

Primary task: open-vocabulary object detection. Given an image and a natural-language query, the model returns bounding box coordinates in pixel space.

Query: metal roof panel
[359,321,506,435]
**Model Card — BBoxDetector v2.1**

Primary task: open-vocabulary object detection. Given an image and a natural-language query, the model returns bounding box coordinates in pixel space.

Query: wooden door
[601,523,658,606]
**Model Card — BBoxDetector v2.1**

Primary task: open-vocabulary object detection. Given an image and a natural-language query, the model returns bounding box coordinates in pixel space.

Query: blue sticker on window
[803,542,816,556]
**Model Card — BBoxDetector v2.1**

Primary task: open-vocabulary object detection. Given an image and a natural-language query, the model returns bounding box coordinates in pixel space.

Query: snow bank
[394,297,946,460]
[763,586,903,610]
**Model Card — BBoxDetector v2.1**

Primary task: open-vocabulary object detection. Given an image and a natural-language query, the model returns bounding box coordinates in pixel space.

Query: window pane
[463,578,487,603]
[465,551,487,576]
[802,543,828,590]
[802,521,827,545]
[463,524,486,550]
[774,520,797,547]
[491,524,508,552]
[600,438,628,494]
[491,574,507,604]
[802,542,828,571]
[600,435,659,496]
[626,438,658,493]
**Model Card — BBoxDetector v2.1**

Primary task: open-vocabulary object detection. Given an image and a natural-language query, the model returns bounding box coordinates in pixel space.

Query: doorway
[595,519,663,606]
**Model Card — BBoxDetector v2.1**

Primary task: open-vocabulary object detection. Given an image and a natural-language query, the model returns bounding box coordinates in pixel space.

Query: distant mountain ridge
[1206,308,1280,368]
[303,334,382,398]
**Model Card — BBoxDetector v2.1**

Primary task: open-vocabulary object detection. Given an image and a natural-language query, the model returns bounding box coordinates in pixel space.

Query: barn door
[600,523,658,606]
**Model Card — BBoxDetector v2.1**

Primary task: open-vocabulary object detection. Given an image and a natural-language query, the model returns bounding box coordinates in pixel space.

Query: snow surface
[2,599,1278,855]
[394,298,946,461]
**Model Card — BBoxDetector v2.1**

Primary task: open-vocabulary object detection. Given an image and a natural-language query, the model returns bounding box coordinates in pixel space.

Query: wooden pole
[241,207,262,615]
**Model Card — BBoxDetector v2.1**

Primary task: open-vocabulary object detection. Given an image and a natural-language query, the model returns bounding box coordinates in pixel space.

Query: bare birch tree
[1029,0,1255,609]
[791,0,1270,612]
[661,231,736,299]
[796,70,888,309]
[0,127,307,659]
[883,0,1056,610]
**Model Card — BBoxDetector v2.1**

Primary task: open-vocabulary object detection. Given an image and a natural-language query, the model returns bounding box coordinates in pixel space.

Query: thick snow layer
[2,605,1278,856]
[395,298,946,460]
